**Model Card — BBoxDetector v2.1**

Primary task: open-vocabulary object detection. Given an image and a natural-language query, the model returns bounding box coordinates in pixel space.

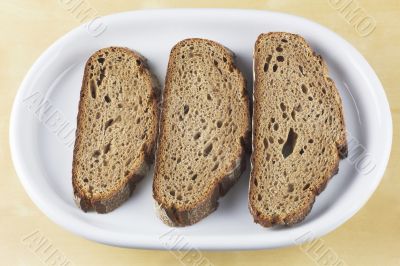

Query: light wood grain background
[1,1,399,265]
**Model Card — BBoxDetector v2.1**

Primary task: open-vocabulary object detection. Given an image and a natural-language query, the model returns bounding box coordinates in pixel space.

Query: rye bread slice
[72,47,160,213]
[153,38,251,226]
[249,32,347,226]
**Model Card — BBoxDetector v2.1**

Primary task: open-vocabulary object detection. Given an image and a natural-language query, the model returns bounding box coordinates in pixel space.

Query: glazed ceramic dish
[10,9,392,250]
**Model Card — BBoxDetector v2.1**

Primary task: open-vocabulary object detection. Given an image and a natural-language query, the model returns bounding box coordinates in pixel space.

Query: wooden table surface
[1,1,399,265]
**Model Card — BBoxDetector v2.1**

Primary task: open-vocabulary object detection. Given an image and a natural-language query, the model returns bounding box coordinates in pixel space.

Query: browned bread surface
[153,38,251,226]
[250,32,347,227]
[72,47,159,213]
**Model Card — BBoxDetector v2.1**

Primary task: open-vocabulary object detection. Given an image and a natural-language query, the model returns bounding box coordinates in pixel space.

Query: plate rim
[9,8,393,250]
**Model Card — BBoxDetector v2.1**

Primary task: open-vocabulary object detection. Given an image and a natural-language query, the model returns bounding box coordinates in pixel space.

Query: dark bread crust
[153,38,251,226]
[250,159,342,227]
[155,140,249,227]
[72,47,160,213]
[249,32,347,227]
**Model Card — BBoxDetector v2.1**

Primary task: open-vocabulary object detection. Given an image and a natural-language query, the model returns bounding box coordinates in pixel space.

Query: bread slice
[153,38,251,226]
[72,47,159,213]
[249,32,347,227]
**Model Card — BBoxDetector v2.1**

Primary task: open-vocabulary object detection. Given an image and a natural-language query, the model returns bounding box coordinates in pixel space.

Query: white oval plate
[10,9,392,250]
